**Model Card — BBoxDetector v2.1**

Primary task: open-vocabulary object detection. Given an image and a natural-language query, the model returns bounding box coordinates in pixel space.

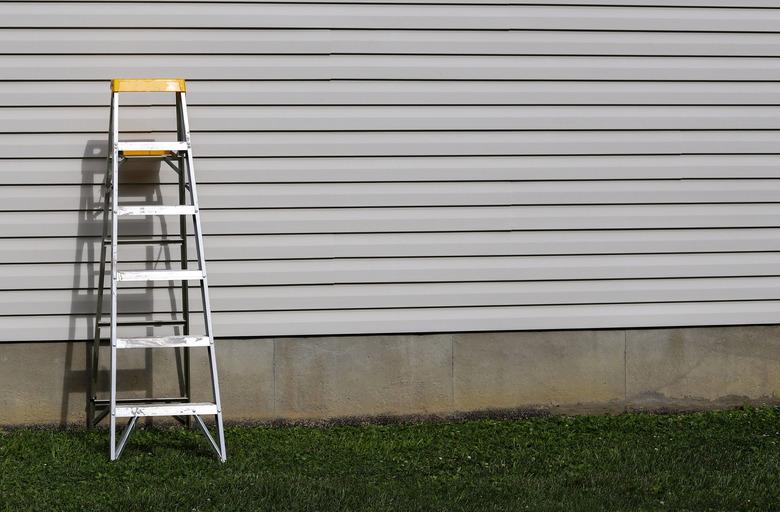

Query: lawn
[2,407,780,511]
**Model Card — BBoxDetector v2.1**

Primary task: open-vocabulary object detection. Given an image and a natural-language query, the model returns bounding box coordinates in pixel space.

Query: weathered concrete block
[212,339,274,421]
[453,330,625,412]
[274,334,453,418]
[627,326,780,408]
[0,342,87,424]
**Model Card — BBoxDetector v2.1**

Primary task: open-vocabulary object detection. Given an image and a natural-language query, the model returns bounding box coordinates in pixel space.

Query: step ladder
[88,78,226,462]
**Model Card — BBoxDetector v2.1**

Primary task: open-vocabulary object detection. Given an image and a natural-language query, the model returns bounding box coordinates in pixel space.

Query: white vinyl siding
[1,1,780,341]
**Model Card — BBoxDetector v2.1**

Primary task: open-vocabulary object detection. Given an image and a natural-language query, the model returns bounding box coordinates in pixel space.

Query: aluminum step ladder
[88,78,226,462]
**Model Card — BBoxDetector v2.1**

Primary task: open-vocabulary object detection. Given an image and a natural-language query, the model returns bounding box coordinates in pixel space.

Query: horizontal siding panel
[4,4,780,32]
[2,229,780,264]
[3,131,780,158]
[503,1,780,5]
[3,205,780,237]
[4,81,780,107]
[7,55,780,81]
[4,180,780,211]
[502,1,780,5]
[8,29,780,56]
[37,1,780,7]
[6,277,780,315]
[199,301,780,337]
[3,155,780,185]
[10,106,780,133]
[4,252,780,290]
[6,301,780,342]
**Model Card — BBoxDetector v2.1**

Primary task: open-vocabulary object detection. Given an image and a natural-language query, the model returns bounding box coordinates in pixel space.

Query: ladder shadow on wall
[61,140,187,426]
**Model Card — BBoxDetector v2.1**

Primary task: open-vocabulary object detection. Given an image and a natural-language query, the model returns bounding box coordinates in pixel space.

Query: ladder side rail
[109,92,120,461]
[90,100,114,427]
[176,91,192,417]
[180,91,227,462]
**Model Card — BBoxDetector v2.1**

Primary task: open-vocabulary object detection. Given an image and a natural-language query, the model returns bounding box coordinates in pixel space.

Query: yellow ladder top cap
[111,78,186,93]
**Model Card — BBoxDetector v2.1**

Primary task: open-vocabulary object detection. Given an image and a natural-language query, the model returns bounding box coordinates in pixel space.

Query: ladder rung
[116,335,210,349]
[118,141,188,153]
[115,402,217,418]
[98,319,186,327]
[117,206,196,217]
[93,396,190,406]
[117,270,204,282]
[104,237,185,245]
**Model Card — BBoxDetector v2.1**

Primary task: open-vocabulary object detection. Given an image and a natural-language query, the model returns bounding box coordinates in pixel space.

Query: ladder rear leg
[176,92,192,428]
[89,157,112,428]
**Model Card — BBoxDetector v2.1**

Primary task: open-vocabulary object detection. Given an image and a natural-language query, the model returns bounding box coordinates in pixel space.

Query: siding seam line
[623,329,628,409]
[450,333,455,410]
[272,338,277,417]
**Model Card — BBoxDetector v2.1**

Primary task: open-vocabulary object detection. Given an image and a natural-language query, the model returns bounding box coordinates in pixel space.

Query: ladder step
[118,141,188,153]
[117,206,196,217]
[116,335,211,349]
[117,270,204,282]
[115,402,218,418]
[104,237,184,245]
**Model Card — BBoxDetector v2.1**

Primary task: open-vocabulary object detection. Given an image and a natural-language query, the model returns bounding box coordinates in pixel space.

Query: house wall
[2,1,780,423]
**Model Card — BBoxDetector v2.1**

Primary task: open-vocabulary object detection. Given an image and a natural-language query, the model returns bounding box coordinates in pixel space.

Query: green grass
[2,408,780,511]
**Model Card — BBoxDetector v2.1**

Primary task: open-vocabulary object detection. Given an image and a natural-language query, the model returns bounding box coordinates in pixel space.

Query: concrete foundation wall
[3,325,780,425]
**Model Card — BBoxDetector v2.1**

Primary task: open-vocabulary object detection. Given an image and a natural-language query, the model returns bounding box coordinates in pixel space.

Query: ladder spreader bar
[103,237,185,245]
[98,320,186,327]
